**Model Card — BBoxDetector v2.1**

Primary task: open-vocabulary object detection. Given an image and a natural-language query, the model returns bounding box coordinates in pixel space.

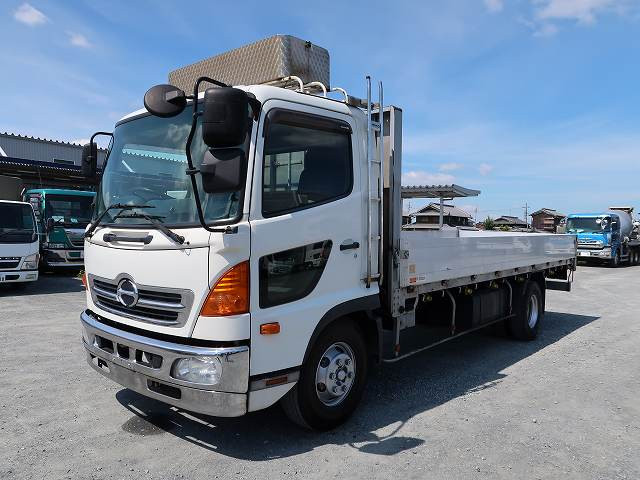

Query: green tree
[483,216,495,230]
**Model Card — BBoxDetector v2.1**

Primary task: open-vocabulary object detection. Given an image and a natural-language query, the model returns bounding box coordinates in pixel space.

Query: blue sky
[1,0,639,220]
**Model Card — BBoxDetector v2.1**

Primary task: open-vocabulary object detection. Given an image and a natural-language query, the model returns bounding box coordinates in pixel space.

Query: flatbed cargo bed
[400,228,576,289]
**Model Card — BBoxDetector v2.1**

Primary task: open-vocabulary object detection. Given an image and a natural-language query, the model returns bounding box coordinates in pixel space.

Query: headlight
[22,253,40,270]
[171,356,223,385]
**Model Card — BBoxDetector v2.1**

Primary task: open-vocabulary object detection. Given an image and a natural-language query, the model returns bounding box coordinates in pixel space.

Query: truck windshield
[94,108,242,226]
[46,194,94,227]
[0,203,36,244]
[567,217,610,233]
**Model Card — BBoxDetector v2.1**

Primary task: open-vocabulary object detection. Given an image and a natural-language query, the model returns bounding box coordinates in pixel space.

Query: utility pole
[522,202,529,230]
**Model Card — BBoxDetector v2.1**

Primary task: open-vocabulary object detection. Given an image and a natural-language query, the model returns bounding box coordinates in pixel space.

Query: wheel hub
[315,342,356,406]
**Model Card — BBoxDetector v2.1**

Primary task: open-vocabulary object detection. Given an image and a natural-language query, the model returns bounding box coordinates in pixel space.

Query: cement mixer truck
[568,207,640,267]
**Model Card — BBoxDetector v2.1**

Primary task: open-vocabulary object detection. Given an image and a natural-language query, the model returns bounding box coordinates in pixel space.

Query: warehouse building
[0,132,106,191]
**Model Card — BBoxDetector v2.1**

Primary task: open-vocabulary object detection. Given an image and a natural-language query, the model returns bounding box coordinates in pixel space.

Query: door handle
[340,241,360,251]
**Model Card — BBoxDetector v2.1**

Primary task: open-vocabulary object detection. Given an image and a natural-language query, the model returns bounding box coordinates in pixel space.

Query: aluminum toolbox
[169,35,330,93]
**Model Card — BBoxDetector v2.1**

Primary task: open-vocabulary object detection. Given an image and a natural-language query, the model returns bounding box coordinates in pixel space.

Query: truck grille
[70,238,85,248]
[578,239,603,249]
[0,257,21,269]
[89,276,194,327]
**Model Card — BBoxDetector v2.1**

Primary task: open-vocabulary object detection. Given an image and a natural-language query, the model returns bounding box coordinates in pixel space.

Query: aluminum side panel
[400,230,576,287]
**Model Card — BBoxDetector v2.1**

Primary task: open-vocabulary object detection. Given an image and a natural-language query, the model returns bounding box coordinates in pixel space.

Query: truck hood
[84,223,250,338]
[0,240,39,259]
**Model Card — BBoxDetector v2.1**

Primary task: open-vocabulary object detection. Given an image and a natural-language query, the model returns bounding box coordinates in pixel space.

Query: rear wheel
[281,320,368,430]
[508,281,544,341]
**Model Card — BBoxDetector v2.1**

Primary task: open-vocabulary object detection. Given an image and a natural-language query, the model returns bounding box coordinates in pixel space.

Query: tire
[508,281,544,341]
[281,320,369,431]
[610,251,620,268]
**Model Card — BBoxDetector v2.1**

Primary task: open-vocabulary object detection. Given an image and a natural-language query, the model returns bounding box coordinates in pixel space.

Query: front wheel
[508,281,544,341]
[610,251,620,268]
[281,320,368,430]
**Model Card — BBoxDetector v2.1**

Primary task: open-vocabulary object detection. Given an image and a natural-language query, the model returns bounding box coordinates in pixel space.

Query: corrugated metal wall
[0,133,106,167]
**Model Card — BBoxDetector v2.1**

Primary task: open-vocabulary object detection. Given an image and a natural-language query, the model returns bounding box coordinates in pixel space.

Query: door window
[262,110,352,217]
[259,240,333,308]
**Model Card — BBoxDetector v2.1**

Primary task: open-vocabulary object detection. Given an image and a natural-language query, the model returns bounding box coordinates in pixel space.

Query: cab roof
[25,188,95,197]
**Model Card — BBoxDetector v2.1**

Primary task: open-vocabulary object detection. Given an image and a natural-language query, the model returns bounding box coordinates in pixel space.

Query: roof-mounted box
[168,35,330,93]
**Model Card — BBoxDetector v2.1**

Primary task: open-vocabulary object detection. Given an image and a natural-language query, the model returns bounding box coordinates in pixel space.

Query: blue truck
[567,207,640,267]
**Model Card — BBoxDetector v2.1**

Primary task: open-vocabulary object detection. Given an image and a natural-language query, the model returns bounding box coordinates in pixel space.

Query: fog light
[171,356,223,385]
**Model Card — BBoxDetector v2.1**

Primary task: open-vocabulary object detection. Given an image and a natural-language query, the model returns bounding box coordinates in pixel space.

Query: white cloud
[402,170,455,186]
[70,138,89,146]
[13,3,48,26]
[478,163,494,175]
[67,32,92,48]
[523,0,637,36]
[535,0,618,24]
[439,162,463,171]
[484,0,504,13]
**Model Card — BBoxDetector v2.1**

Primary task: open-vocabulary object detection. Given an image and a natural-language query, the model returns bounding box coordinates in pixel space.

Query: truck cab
[23,189,95,270]
[568,210,640,266]
[0,200,39,286]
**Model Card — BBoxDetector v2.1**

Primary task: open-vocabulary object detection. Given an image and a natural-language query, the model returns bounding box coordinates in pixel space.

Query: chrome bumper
[80,310,249,417]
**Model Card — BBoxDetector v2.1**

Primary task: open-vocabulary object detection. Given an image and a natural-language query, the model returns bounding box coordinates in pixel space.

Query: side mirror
[200,148,245,194]
[144,84,187,118]
[201,87,249,148]
[46,217,54,232]
[82,142,97,178]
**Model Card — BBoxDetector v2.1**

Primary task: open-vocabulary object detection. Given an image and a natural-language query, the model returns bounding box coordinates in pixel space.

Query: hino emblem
[116,279,139,308]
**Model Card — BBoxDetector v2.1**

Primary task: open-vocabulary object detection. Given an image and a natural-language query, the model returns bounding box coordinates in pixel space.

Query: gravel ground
[1,265,639,480]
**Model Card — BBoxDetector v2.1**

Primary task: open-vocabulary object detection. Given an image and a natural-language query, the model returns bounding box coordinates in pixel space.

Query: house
[407,203,473,229]
[494,215,528,229]
[531,208,565,233]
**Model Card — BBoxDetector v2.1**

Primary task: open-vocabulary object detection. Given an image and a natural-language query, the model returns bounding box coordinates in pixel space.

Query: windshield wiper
[84,203,154,238]
[114,212,185,245]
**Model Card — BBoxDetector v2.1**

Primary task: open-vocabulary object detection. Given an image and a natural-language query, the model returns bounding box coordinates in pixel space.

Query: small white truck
[0,200,40,286]
[79,36,576,430]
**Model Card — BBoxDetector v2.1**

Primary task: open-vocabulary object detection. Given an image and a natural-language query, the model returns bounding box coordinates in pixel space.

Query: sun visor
[169,35,330,93]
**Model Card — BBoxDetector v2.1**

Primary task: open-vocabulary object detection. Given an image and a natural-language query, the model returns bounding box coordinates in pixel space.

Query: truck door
[248,101,369,376]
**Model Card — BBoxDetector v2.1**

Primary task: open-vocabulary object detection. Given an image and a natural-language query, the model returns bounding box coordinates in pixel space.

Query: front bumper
[0,269,39,283]
[577,248,612,259]
[80,310,249,417]
[43,249,84,267]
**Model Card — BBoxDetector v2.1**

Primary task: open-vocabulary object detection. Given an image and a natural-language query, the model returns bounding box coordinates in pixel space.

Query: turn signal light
[200,261,249,316]
[260,322,280,335]
[81,272,88,289]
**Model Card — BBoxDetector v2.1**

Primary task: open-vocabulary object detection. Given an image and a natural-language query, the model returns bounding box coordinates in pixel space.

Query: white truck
[0,200,40,286]
[79,36,576,430]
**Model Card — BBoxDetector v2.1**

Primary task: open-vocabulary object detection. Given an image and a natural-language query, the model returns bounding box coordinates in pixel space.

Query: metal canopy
[401,184,480,199]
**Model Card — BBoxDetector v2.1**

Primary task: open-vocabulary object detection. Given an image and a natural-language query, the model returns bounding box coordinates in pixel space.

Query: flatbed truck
[79,35,576,430]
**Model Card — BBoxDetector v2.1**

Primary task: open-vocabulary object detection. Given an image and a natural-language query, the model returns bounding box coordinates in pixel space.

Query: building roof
[494,215,527,226]
[413,203,473,218]
[0,131,97,148]
[531,208,565,218]
[401,184,480,199]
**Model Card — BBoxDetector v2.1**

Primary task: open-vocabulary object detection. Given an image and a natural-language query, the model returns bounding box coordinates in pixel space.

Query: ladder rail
[377,81,384,287]
[365,76,373,288]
